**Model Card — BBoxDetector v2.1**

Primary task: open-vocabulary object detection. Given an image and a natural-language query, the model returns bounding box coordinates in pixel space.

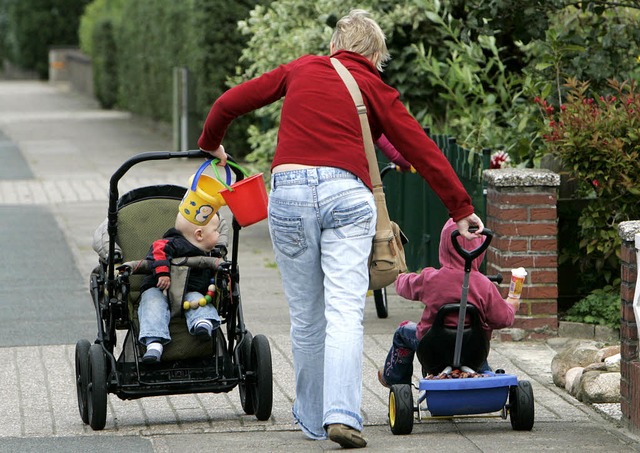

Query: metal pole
[180,67,189,152]
[173,67,180,151]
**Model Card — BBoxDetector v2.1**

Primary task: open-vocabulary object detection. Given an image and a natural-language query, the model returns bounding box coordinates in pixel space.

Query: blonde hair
[330,9,390,71]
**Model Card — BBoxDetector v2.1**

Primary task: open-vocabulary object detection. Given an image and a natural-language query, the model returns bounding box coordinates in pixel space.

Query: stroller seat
[416,303,490,376]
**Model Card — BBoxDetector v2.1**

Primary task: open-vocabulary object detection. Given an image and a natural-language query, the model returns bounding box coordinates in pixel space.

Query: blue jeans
[269,167,376,440]
[138,287,221,346]
[381,321,492,385]
[381,321,421,385]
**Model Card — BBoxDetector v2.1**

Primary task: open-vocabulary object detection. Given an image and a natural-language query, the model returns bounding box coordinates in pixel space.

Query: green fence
[380,132,490,271]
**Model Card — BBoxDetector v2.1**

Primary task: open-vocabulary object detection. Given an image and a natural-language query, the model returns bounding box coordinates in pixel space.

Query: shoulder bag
[330,57,408,290]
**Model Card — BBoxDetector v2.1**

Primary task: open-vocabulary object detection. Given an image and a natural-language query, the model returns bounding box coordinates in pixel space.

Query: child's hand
[506,296,521,311]
[157,276,171,290]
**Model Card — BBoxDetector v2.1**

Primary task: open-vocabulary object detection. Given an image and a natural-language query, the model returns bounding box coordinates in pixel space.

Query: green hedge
[2,0,90,79]
[79,0,263,155]
[91,18,117,109]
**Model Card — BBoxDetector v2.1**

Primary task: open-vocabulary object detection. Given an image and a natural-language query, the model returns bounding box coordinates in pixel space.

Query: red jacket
[394,219,515,340]
[199,50,474,221]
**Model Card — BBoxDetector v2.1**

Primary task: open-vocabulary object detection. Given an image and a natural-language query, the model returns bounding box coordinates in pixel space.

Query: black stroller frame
[75,150,273,430]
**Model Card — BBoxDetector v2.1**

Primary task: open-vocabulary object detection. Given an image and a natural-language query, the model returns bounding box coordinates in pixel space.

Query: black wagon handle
[450,227,493,369]
[451,228,493,272]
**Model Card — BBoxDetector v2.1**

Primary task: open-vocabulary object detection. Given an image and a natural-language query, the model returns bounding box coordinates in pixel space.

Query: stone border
[558,321,620,343]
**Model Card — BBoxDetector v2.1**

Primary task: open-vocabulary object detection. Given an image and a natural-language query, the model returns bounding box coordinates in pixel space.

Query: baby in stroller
[138,211,226,363]
[378,218,522,386]
[92,208,230,363]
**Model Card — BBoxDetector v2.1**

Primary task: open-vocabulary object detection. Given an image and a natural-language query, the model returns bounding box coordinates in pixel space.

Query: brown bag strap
[330,57,382,188]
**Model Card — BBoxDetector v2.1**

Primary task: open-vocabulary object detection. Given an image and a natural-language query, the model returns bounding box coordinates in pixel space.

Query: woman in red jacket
[198,9,483,448]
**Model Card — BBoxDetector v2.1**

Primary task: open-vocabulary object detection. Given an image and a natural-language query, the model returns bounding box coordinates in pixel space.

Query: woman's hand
[456,213,484,240]
[201,144,227,166]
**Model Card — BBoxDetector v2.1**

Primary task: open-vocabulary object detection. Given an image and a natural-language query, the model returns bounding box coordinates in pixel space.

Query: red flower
[490,150,511,169]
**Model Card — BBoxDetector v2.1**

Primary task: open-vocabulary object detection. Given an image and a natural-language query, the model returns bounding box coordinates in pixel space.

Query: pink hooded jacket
[394,219,515,340]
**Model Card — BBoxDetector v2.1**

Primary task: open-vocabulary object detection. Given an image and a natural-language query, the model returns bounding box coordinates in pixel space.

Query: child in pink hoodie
[378,218,521,386]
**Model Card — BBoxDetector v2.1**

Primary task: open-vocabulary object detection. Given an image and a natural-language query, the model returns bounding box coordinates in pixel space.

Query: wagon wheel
[75,339,91,424]
[509,380,535,431]
[238,331,255,415]
[87,343,108,430]
[249,334,273,421]
[374,287,389,318]
[389,384,413,435]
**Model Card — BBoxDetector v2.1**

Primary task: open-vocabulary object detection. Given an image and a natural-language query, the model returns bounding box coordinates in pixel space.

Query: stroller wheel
[75,339,91,424]
[238,331,255,415]
[87,344,108,430]
[374,287,389,318]
[509,380,535,431]
[389,384,413,435]
[250,334,273,421]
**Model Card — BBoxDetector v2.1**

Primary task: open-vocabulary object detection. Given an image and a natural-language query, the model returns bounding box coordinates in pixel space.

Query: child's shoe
[194,319,213,341]
[378,368,389,388]
[142,342,163,364]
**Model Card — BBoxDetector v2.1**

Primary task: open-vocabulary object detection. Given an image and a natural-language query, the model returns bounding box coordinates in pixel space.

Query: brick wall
[618,221,640,433]
[483,169,561,339]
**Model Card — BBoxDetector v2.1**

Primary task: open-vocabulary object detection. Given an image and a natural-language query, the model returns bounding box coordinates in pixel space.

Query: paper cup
[508,267,527,298]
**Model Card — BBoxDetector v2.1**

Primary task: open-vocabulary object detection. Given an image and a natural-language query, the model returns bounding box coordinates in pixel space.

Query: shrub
[91,19,117,109]
[2,0,91,79]
[564,287,621,330]
[78,0,125,57]
[538,78,640,285]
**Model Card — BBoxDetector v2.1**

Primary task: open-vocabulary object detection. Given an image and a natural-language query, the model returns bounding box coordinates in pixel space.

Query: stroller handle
[451,228,493,272]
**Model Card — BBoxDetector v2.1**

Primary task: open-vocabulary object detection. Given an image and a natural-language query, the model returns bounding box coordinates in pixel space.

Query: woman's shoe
[326,424,367,448]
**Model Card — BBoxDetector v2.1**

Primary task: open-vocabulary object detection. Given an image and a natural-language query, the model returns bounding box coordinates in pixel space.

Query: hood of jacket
[438,219,485,271]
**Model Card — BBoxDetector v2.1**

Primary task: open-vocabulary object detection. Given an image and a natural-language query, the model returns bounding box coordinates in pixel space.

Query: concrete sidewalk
[0,80,639,452]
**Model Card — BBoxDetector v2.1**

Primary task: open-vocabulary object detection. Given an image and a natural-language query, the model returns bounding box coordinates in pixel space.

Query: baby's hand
[157,276,171,290]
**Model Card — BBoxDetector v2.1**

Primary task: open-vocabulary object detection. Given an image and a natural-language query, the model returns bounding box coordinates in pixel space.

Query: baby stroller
[75,150,272,430]
[387,228,534,434]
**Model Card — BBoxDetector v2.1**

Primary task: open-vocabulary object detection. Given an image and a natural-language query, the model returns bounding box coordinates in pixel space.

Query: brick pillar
[483,169,561,339]
[618,221,640,433]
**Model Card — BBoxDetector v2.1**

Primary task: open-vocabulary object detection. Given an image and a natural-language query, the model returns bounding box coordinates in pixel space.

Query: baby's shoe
[142,342,163,364]
[194,319,213,341]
